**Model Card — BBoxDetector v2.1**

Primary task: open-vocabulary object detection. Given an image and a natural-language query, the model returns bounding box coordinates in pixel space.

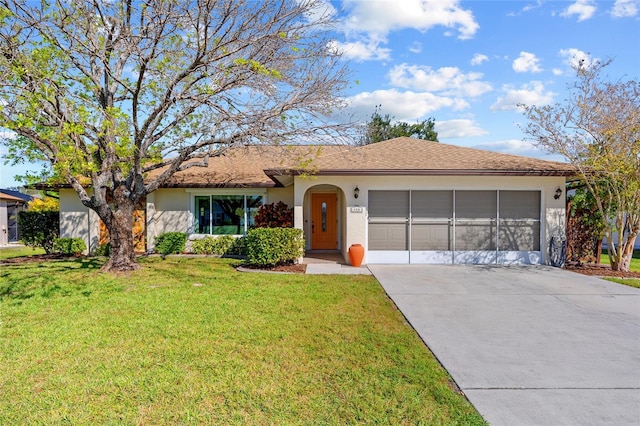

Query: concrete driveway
[368,265,640,426]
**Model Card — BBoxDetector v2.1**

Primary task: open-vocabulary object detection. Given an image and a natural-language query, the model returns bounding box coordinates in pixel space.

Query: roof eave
[265,168,577,177]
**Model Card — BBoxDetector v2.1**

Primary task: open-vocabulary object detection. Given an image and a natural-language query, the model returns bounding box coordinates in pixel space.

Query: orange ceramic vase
[348,244,364,267]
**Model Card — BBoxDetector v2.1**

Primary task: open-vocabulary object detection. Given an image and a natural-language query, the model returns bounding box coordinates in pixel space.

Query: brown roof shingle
[306,137,575,175]
[155,137,576,187]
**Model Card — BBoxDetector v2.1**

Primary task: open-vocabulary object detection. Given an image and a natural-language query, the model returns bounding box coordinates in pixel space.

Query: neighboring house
[0,189,33,246]
[59,137,576,265]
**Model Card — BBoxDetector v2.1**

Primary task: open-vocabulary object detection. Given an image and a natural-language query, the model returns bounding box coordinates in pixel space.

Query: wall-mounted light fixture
[554,187,563,200]
[354,186,360,199]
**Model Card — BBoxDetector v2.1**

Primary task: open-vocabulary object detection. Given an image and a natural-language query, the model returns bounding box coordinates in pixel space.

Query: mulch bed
[238,263,307,274]
[564,262,640,278]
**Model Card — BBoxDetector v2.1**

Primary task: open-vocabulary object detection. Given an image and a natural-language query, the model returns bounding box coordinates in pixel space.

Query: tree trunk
[101,201,141,272]
[609,234,637,272]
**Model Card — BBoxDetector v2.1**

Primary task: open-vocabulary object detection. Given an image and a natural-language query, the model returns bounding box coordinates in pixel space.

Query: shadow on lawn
[1,257,107,302]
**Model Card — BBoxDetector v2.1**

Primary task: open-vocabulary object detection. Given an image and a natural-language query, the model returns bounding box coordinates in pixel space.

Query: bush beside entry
[246,228,304,267]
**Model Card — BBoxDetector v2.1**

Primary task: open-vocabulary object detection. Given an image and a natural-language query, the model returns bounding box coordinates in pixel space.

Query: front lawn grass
[0,256,485,425]
[601,249,640,288]
[0,245,45,260]
[604,277,640,288]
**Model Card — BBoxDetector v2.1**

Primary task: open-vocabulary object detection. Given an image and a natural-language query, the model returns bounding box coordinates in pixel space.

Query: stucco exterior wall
[266,187,294,206]
[59,188,100,254]
[294,174,567,265]
[146,188,189,250]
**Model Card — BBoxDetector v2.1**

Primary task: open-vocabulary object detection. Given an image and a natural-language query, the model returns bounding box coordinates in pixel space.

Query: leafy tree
[27,196,59,212]
[521,60,639,271]
[566,187,606,263]
[0,0,349,272]
[360,106,438,145]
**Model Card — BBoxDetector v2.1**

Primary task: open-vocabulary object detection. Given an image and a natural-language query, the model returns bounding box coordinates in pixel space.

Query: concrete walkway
[303,252,371,275]
[368,264,640,426]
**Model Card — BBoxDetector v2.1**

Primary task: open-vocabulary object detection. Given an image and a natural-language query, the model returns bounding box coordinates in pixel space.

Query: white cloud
[561,0,597,21]
[471,139,563,159]
[347,89,467,122]
[302,0,338,24]
[387,64,493,97]
[328,39,391,62]
[611,0,639,17]
[522,1,544,13]
[408,41,422,54]
[490,81,555,111]
[471,53,489,66]
[435,119,488,139]
[512,51,543,73]
[341,0,479,40]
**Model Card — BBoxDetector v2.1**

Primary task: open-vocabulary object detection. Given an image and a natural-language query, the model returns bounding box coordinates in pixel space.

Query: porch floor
[302,251,372,275]
[302,251,346,264]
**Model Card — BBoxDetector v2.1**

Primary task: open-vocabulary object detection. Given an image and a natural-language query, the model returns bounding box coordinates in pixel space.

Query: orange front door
[311,193,337,250]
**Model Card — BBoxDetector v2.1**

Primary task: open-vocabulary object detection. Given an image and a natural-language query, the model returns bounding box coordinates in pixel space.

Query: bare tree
[0,0,350,271]
[521,60,639,271]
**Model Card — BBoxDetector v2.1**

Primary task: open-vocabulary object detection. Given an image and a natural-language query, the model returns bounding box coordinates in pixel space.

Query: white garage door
[367,190,541,265]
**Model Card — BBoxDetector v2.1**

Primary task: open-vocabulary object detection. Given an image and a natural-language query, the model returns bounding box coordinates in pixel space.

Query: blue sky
[1,0,639,188]
[331,0,639,158]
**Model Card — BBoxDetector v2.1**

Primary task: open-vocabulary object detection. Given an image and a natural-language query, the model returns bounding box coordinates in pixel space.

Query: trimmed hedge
[192,235,235,255]
[245,228,304,267]
[227,236,247,256]
[155,232,187,256]
[53,238,86,256]
[18,211,60,254]
[191,235,247,256]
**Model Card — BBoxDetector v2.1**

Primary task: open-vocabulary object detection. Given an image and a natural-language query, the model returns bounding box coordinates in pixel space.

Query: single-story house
[59,137,576,265]
[0,189,33,246]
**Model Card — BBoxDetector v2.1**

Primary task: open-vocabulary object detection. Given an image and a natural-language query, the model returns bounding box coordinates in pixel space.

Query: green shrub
[53,238,86,256]
[246,228,304,267]
[191,235,247,256]
[18,211,60,254]
[155,232,187,256]
[228,235,248,256]
[191,235,236,255]
[94,243,111,257]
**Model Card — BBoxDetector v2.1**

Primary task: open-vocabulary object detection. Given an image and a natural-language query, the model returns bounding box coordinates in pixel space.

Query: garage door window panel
[498,191,541,251]
[368,191,409,251]
[455,191,497,251]
[411,191,453,251]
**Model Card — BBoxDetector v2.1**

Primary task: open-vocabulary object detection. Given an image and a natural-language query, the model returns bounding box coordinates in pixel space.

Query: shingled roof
[154,145,348,188]
[158,137,575,188]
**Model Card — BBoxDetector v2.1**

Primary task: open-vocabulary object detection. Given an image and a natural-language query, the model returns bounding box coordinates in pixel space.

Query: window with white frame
[192,193,264,235]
